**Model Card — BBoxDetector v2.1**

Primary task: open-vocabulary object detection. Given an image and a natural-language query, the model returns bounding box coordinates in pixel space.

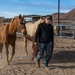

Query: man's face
[45,17,52,24]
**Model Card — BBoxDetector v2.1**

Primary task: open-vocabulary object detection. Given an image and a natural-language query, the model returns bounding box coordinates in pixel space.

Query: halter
[17,20,27,35]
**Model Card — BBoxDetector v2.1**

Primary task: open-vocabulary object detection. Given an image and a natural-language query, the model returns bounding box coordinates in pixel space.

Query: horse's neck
[8,22,17,34]
[33,20,41,30]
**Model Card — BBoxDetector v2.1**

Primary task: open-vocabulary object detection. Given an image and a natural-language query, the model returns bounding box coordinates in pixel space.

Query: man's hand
[33,42,37,45]
[52,43,54,46]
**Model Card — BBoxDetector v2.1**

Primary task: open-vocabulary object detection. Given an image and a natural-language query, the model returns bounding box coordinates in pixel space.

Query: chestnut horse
[0,14,27,64]
[24,18,44,55]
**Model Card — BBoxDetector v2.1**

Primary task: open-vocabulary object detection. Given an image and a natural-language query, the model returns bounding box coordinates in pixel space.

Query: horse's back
[0,25,5,33]
[0,25,9,43]
[0,25,5,43]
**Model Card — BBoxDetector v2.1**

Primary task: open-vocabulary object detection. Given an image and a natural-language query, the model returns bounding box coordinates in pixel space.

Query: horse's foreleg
[9,43,15,63]
[0,44,3,58]
[5,43,9,64]
[24,37,28,55]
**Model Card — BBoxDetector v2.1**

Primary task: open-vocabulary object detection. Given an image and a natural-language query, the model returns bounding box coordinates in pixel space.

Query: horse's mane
[33,18,44,26]
[10,18,15,25]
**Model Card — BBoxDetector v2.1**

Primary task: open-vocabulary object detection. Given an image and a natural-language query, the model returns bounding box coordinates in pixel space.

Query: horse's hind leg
[0,43,3,58]
[24,37,28,55]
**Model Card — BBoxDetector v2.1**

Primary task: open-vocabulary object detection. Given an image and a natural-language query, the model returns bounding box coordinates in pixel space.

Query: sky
[0,0,75,18]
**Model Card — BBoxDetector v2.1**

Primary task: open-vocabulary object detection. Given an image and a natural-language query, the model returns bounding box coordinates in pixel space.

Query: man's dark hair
[45,15,52,20]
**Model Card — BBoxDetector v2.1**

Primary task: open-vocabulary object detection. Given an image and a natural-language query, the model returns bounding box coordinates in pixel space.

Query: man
[34,15,54,70]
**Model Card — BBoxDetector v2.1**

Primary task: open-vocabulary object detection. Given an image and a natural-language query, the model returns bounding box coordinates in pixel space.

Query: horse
[23,17,44,55]
[0,14,27,64]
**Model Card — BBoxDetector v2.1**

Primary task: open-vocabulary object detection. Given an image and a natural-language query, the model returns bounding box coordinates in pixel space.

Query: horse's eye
[20,22,23,24]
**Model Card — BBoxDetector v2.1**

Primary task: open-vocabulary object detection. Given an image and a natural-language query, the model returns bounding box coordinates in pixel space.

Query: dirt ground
[0,34,75,75]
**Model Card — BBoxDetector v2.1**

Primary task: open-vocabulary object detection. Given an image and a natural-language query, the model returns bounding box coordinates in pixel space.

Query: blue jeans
[36,43,51,67]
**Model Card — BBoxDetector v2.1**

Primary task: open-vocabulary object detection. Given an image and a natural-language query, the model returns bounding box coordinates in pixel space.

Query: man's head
[45,15,52,25]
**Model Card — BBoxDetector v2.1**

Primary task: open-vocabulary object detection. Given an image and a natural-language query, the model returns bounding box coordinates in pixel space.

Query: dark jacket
[34,22,54,43]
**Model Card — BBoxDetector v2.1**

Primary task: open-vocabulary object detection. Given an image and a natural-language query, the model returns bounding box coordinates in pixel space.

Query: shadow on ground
[51,50,75,63]
[10,50,75,69]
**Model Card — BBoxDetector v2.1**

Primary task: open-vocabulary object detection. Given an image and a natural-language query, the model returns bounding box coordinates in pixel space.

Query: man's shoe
[44,66,50,70]
[36,61,40,67]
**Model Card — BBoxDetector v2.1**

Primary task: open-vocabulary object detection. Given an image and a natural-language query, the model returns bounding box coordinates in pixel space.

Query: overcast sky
[0,0,75,18]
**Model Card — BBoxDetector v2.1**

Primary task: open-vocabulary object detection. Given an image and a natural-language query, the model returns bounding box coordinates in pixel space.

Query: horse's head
[15,14,27,36]
[39,17,45,23]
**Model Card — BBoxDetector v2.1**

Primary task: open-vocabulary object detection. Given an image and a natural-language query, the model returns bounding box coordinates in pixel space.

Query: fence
[53,24,75,39]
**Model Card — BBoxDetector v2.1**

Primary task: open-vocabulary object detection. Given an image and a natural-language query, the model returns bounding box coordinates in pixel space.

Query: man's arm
[34,24,41,42]
[50,26,54,58]
[50,26,54,44]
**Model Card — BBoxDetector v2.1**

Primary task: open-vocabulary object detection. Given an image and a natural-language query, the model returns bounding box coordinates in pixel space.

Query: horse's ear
[22,15,25,19]
[19,14,21,19]
[40,16,45,20]
[40,16,43,19]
